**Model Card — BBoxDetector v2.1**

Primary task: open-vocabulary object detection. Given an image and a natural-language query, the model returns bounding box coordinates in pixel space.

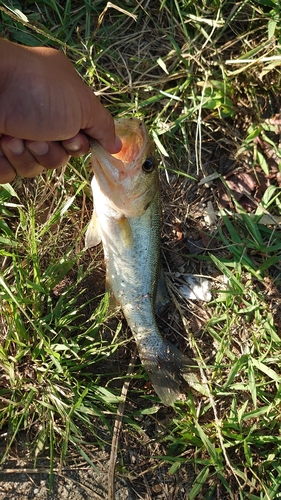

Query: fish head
[91,118,159,217]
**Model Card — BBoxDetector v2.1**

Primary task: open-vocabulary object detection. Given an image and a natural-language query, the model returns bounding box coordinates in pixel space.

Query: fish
[85,117,199,405]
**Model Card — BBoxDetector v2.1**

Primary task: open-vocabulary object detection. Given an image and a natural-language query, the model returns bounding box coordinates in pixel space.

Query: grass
[0,0,281,498]
[0,174,124,477]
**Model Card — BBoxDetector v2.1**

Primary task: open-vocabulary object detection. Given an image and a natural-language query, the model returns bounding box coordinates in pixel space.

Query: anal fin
[155,265,170,315]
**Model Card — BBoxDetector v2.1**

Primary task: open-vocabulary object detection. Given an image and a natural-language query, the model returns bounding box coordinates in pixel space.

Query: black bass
[86,118,198,405]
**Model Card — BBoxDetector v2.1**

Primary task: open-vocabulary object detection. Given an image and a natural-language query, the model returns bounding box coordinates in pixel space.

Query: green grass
[0,174,125,479]
[1,0,281,498]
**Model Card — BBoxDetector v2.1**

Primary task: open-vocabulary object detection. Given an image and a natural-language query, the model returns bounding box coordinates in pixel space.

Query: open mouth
[112,119,145,167]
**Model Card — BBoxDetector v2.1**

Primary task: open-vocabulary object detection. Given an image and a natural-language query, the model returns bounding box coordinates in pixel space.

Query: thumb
[82,92,121,154]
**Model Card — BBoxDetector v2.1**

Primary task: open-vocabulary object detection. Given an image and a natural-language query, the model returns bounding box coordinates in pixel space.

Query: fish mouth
[91,117,149,197]
[91,118,148,181]
[112,118,146,169]
[90,117,157,216]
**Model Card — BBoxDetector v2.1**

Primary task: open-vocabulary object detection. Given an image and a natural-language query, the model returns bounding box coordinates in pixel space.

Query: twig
[108,353,137,500]
[226,56,281,64]
[0,466,89,474]
[143,475,153,499]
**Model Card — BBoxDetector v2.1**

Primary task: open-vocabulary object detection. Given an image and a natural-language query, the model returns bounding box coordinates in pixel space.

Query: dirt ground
[0,445,194,499]
[0,469,193,500]
[0,462,137,500]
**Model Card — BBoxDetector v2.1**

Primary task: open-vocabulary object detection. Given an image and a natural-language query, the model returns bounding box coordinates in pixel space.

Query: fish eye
[142,157,155,173]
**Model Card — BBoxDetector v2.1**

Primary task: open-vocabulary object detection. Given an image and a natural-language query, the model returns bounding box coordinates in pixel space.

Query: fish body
[86,118,197,405]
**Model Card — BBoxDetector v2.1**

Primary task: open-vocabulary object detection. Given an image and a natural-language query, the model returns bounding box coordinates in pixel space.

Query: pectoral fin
[85,210,102,249]
[117,216,133,248]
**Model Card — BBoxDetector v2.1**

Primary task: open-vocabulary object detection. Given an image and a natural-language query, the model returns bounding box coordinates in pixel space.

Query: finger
[82,93,122,154]
[26,140,70,169]
[61,132,90,157]
[0,136,44,178]
[0,149,17,184]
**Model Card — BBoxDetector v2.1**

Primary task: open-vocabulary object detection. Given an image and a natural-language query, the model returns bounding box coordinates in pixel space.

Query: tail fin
[140,341,201,406]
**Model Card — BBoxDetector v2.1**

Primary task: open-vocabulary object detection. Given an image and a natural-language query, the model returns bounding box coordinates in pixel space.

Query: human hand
[0,40,121,184]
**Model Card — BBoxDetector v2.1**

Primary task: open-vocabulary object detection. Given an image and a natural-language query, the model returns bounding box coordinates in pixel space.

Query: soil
[0,467,191,500]
[0,442,194,500]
